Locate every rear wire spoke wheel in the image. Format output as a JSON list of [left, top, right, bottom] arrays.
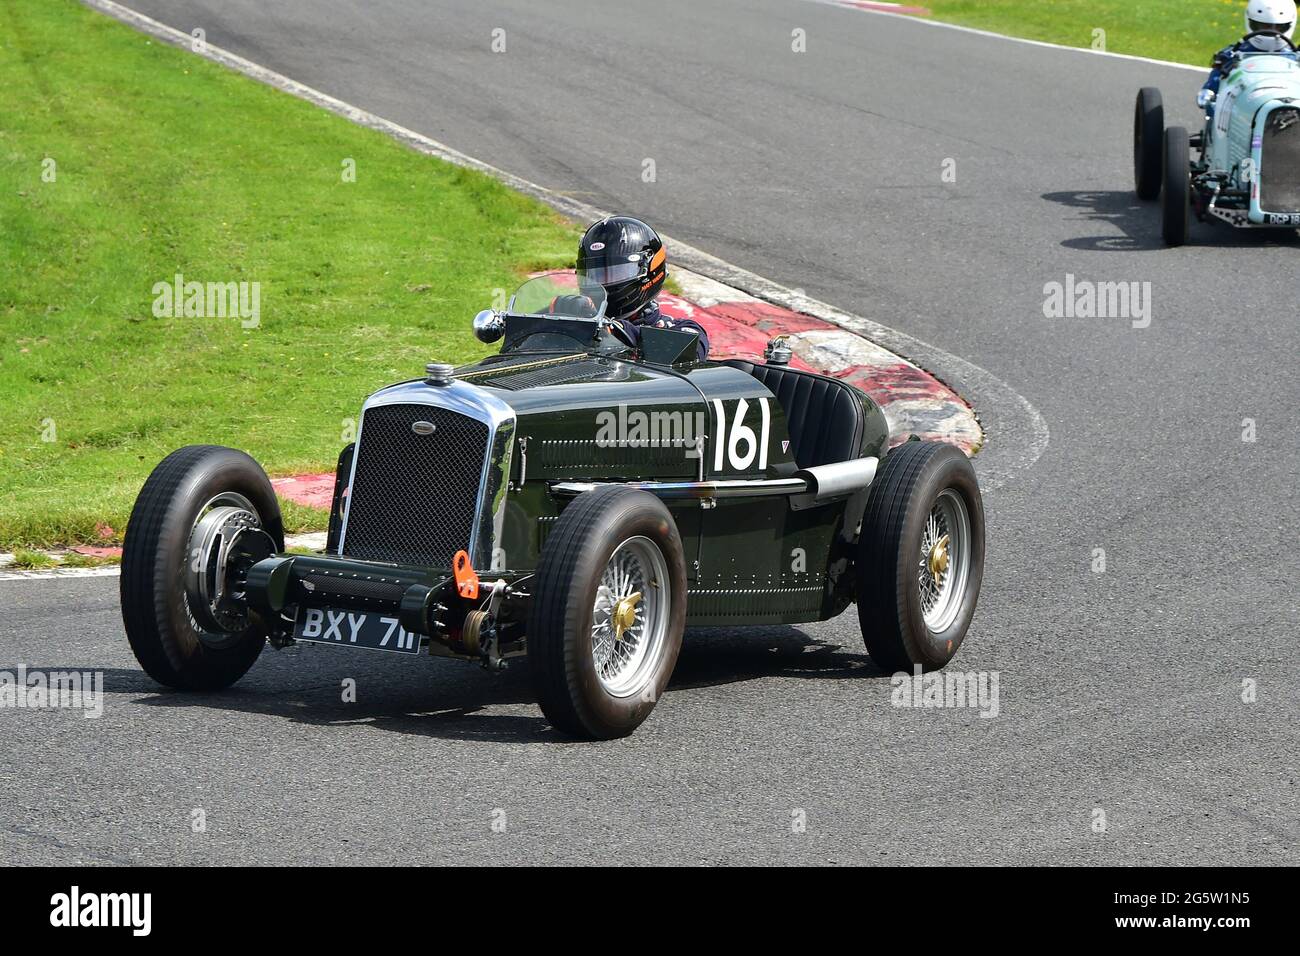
[[528, 487, 686, 739], [916, 489, 972, 634], [856, 441, 985, 673]]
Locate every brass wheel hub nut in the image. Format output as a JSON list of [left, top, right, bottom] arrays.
[[927, 534, 950, 580]]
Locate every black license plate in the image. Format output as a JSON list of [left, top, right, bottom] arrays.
[[294, 607, 421, 654]]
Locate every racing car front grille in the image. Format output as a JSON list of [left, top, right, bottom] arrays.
[[1260, 107, 1300, 212], [340, 403, 489, 568]]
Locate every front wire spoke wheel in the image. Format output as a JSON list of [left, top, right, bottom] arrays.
[[528, 486, 687, 738], [592, 585, 616, 669], [917, 489, 971, 633], [590, 536, 669, 698]]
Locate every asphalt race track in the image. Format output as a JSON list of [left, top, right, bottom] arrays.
[[3, 0, 1297, 865]]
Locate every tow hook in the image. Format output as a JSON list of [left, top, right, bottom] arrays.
[[462, 579, 508, 670]]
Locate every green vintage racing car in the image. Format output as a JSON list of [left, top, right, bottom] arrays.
[[120, 273, 985, 739]]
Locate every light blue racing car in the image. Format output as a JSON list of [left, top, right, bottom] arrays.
[[1135, 29, 1300, 245]]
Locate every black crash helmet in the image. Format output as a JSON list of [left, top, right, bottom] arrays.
[[576, 217, 667, 320]]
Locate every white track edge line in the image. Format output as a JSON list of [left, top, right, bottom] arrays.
[[0, 533, 327, 581], [800, 0, 1206, 74]]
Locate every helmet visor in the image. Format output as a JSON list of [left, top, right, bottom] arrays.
[[577, 255, 645, 286], [1249, 18, 1293, 34]]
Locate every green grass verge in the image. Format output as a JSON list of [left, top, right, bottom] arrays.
[[57, 550, 118, 568], [278, 499, 335, 537], [925, 1, 1237, 67], [0, 0, 579, 549], [8, 548, 57, 570]]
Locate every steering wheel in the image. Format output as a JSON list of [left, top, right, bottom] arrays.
[[603, 317, 638, 348], [1240, 29, 1299, 52], [548, 294, 599, 318], [544, 293, 638, 349], [545, 294, 638, 348]]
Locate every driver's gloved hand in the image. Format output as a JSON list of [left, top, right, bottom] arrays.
[[549, 294, 597, 317]]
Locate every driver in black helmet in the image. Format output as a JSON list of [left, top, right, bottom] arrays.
[[575, 217, 710, 362]]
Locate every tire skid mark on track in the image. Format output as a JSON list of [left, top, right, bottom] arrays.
[[81, 0, 1050, 492]]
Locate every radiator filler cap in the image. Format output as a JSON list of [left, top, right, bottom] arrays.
[[425, 362, 455, 386]]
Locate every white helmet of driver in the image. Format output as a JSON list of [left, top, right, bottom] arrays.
[[1245, 0, 1297, 51]]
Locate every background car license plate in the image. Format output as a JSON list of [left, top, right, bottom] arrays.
[[294, 607, 421, 654]]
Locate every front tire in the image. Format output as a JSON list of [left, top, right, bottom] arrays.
[[855, 441, 985, 673], [527, 486, 687, 739], [1134, 87, 1165, 200], [1162, 125, 1191, 246], [120, 445, 283, 690]]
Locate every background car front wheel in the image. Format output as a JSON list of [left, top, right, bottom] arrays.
[[527, 486, 686, 739], [855, 441, 985, 673], [1162, 125, 1191, 247], [1134, 87, 1165, 201], [120, 445, 283, 690]]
